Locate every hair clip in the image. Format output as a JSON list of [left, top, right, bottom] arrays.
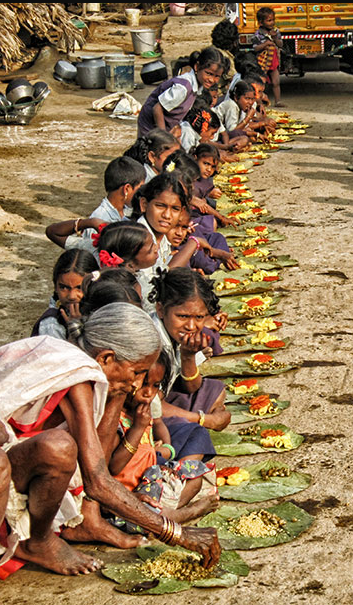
[[166, 161, 176, 173], [99, 250, 124, 268], [91, 270, 101, 282]]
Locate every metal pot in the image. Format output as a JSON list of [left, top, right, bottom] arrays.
[[140, 60, 167, 85], [54, 60, 77, 81], [76, 55, 106, 89], [33, 81, 50, 101], [6, 79, 34, 104]]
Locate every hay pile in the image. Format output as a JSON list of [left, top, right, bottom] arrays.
[[0, 3, 85, 72]]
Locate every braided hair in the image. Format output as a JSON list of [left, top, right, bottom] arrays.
[[124, 128, 179, 166]]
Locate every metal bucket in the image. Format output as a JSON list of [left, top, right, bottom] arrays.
[[130, 29, 156, 55], [105, 54, 135, 93]]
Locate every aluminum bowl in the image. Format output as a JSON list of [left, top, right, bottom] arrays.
[[54, 60, 77, 81], [6, 79, 34, 104], [33, 81, 50, 101]]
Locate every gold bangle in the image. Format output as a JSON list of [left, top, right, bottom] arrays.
[[198, 410, 205, 426], [158, 516, 169, 542], [180, 367, 200, 382], [168, 522, 182, 546], [122, 436, 138, 455]]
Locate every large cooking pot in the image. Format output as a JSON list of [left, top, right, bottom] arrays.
[[140, 60, 167, 85], [76, 55, 105, 89], [6, 79, 34, 104]]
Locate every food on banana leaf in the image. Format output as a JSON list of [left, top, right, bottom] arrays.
[[200, 351, 297, 378], [247, 353, 288, 371], [226, 397, 289, 423], [216, 467, 250, 487], [209, 422, 303, 456], [221, 317, 282, 336], [102, 546, 249, 593], [197, 502, 314, 550], [228, 508, 286, 537], [218, 335, 289, 355], [227, 377, 259, 394]]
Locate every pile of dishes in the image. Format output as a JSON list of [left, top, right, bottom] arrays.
[[0, 78, 50, 125]]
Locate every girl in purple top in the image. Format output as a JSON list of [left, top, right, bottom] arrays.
[[137, 46, 225, 137]]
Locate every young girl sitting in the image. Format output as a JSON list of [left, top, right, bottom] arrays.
[[31, 249, 98, 339], [167, 206, 239, 274], [131, 172, 188, 310], [180, 99, 221, 154], [96, 221, 159, 273], [193, 143, 222, 203], [137, 46, 225, 136], [110, 350, 218, 523], [213, 79, 255, 142], [149, 267, 231, 432], [124, 128, 180, 183]]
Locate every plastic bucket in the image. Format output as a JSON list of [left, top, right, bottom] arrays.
[[169, 3, 186, 16], [105, 54, 135, 93], [130, 29, 156, 55], [125, 8, 140, 27]]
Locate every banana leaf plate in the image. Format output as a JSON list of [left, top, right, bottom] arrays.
[[217, 460, 311, 502], [219, 335, 290, 355], [209, 423, 304, 456], [226, 398, 290, 423], [248, 255, 298, 269], [215, 280, 281, 298], [200, 353, 298, 377], [221, 318, 283, 336], [197, 502, 314, 550], [101, 545, 249, 593], [219, 294, 282, 320]]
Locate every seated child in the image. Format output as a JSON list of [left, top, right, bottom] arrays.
[[124, 128, 180, 183], [137, 46, 225, 136], [31, 249, 98, 339], [213, 80, 255, 141], [45, 156, 145, 252], [110, 351, 218, 523], [180, 99, 221, 154]]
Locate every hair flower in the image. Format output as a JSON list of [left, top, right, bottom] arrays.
[[166, 161, 176, 173], [91, 223, 108, 247], [99, 250, 124, 268]]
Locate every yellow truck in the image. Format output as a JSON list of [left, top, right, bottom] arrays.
[[237, 3, 353, 76]]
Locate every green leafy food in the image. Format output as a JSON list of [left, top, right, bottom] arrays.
[[197, 502, 314, 550], [226, 398, 289, 424], [102, 546, 249, 594], [218, 459, 311, 502], [209, 423, 304, 456]]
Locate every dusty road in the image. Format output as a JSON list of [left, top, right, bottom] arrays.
[[1, 14, 353, 605]]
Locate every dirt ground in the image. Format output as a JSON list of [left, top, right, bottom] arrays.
[[1, 13, 353, 605]]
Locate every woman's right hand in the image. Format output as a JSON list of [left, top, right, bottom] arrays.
[[177, 526, 221, 569]]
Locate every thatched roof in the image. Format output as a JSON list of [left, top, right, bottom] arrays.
[[0, 3, 85, 71]]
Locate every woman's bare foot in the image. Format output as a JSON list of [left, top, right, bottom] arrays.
[[16, 532, 103, 576], [162, 493, 219, 523], [61, 499, 145, 549]]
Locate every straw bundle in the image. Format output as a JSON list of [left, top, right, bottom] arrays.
[[0, 3, 85, 71]]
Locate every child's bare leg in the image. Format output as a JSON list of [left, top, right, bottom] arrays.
[[162, 477, 219, 522], [270, 69, 282, 106]]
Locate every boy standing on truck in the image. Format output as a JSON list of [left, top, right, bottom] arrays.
[[252, 6, 284, 107]]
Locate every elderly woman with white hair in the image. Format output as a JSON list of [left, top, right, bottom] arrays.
[[0, 302, 220, 578]]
